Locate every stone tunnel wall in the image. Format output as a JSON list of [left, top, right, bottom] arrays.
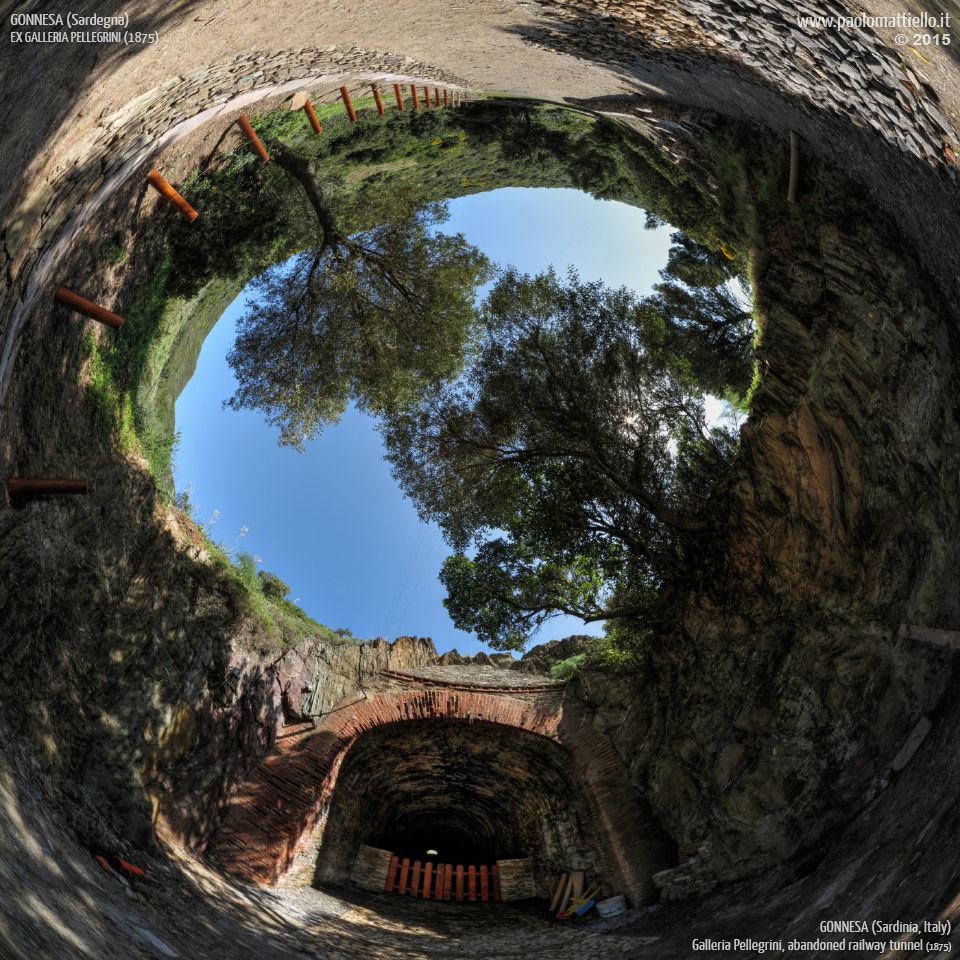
[[208, 677, 676, 905], [2, 0, 960, 914]]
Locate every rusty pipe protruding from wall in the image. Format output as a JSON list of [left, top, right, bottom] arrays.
[[8, 478, 89, 502], [411, 85, 420, 110], [303, 98, 322, 134], [146, 170, 198, 221], [787, 131, 800, 204], [393, 83, 404, 111], [372, 85, 385, 115], [340, 86, 358, 122], [54, 286, 124, 329], [238, 115, 270, 162]]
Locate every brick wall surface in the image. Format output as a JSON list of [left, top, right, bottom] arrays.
[[207, 674, 673, 904]]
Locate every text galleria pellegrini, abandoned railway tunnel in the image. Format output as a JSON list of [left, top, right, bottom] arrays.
[[4, 0, 960, 957]]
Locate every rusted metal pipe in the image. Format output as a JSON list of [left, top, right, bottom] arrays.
[[787, 131, 800, 204], [372, 85, 385, 115], [340, 86, 358, 122], [410, 85, 420, 110], [434, 88, 441, 107], [54, 286, 124, 329], [238, 115, 270, 162], [393, 83, 404, 111], [303, 98, 323, 134], [443, 90, 449, 107], [146, 170, 198, 221], [8, 478, 88, 502]]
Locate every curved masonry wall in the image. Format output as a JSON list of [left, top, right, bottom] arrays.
[[208, 676, 674, 905]]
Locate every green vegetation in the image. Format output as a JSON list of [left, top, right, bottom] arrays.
[[383, 268, 742, 650], [79, 93, 777, 660], [550, 653, 586, 680]]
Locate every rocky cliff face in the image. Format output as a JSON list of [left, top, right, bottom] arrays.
[[0, 453, 436, 852], [574, 162, 960, 888]]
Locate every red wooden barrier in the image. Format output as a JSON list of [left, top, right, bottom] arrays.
[[238, 115, 269, 162], [340, 86, 357, 123], [303, 98, 323, 134], [394, 83, 404, 110], [54, 286, 124, 329], [146, 170, 198, 221], [382, 859, 501, 903], [372, 85, 385, 115], [385, 855, 400, 892]]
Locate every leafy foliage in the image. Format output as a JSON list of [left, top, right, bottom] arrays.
[[224, 175, 493, 448], [383, 268, 740, 650], [258, 569, 291, 601], [550, 653, 587, 680]]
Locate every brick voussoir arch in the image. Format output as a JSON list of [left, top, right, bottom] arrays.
[[209, 682, 671, 903]]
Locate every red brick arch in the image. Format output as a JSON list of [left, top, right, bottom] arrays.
[[208, 679, 671, 904]]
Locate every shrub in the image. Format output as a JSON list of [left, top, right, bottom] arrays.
[[550, 653, 586, 681], [258, 569, 290, 601]]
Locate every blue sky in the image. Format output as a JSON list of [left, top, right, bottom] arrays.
[[174, 187, 675, 655]]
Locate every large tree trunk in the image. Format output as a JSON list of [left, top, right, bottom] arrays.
[[265, 139, 343, 251]]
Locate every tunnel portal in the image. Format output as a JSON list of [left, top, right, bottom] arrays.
[[314, 718, 606, 893], [209, 671, 675, 904]]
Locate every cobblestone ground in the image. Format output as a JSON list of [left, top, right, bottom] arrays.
[[258, 889, 660, 960]]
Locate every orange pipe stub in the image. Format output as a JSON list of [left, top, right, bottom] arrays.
[[393, 83, 405, 111], [238, 115, 270, 162], [410, 85, 420, 110], [8, 478, 89, 498], [340, 86, 357, 122], [54, 286, 124, 329], [146, 170, 198, 221], [372, 85, 385, 115], [303, 98, 322, 134]]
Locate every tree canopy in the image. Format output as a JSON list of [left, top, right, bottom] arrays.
[[381, 268, 741, 650], [223, 139, 493, 449]]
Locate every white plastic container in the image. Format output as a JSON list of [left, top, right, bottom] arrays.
[[596, 895, 626, 917]]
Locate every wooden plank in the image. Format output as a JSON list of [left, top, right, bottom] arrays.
[[572, 870, 584, 899], [456, 864, 465, 902], [492, 863, 501, 901], [558, 874, 574, 914], [480, 865, 489, 902], [549, 873, 567, 912], [434, 863, 445, 900], [398, 858, 410, 895], [444, 864, 453, 901], [468, 865, 477, 902], [899, 623, 960, 649], [411, 860, 421, 897], [422, 862, 433, 899], [385, 855, 400, 893]]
